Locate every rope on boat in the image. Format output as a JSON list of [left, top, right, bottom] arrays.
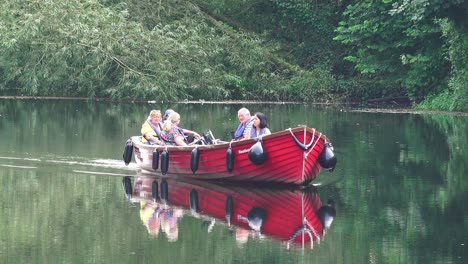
[[288, 127, 316, 150], [289, 127, 321, 182], [287, 191, 315, 250], [305, 132, 322, 159], [288, 226, 314, 250], [304, 218, 320, 244]]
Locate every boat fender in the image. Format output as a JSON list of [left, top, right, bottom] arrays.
[[122, 176, 132, 199], [122, 139, 133, 165], [161, 149, 169, 175], [318, 143, 337, 171], [152, 150, 159, 170], [160, 179, 168, 204], [190, 148, 200, 174], [318, 198, 336, 229], [151, 180, 159, 201], [225, 195, 234, 224], [247, 207, 267, 231], [189, 189, 199, 212], [248, 140, 267, 165], [226, 147, 234, 172]]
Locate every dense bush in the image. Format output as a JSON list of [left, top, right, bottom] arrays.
[[0, 0, 465, 111]]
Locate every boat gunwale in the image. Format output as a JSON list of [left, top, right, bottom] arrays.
[[131, 126, 330, 152]]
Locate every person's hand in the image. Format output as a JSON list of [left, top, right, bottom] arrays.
[[194, 132, 201, 139]]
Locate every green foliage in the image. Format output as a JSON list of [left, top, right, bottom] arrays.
[[0, 0, 341, 102], [335, 0, 467, 107], [0, 0, 465, 110]]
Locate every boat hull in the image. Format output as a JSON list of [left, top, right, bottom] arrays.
[[130, 126, 333, 185]]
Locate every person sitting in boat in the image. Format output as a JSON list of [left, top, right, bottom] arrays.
[[245, 112, 271, 139], [141, 110, 165, 145], [233, 107, 254, 140], [163, 109, 200, 143], [162, 109, 174, 124], [161, 112, 201, 146]]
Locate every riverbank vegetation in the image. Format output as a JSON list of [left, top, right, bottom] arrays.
[[0, 0, 466, 111]]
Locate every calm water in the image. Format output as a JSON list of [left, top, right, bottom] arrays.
[[0, 99, 467, 264]]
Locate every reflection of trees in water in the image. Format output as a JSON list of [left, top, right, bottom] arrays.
[[333, 112, 468, 263]]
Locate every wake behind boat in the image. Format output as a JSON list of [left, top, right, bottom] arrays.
[[123, 126, 337, 185]]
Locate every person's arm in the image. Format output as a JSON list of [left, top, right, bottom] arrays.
[[241, 119, 254, 140], [174, 136, 187, 146], [182, 128, 201, 139], [144, 132, 164, 145]]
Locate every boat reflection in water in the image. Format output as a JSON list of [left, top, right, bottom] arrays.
[[122, 175, 336, 250]]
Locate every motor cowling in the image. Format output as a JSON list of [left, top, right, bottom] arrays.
[[248, 140, 267, 165], [122, 139, 133, 165], [318, 142, 337, 171]]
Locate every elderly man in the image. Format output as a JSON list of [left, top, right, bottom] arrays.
[[233, 107, 254, 140]]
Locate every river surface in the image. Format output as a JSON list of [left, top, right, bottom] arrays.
[[0, 99, 466, 264]]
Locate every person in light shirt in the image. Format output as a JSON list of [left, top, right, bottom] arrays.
[[161, 112, 200, 146], [245, 112, 271, 139], [141, 110, 165, 145], [233, 107, 254, 140]]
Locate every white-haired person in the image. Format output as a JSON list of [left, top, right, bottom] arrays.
[[161, 112, 200, 146], [233, 107, 254, 140]]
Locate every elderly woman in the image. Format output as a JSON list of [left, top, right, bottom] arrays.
[[245, 112, 271, 139], [141, 110, 165, 145], [161, 112, 200, 146]]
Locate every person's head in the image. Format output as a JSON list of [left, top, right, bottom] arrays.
[[148, 110, 162, 125], [252, 112, 268, 129], [237, 108, 251, 124], [164, 109, 174, 120], [163, 112, 180, 131]]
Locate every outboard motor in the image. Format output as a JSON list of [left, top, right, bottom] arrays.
[[122, 139, 133, 165], [318, 142, 337, 171], [248, 140, 267, 165], [203, 133, 213, 145]]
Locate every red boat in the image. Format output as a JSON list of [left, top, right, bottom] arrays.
[[123, 126, 336, 185], [123, 175, 336, 249]]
